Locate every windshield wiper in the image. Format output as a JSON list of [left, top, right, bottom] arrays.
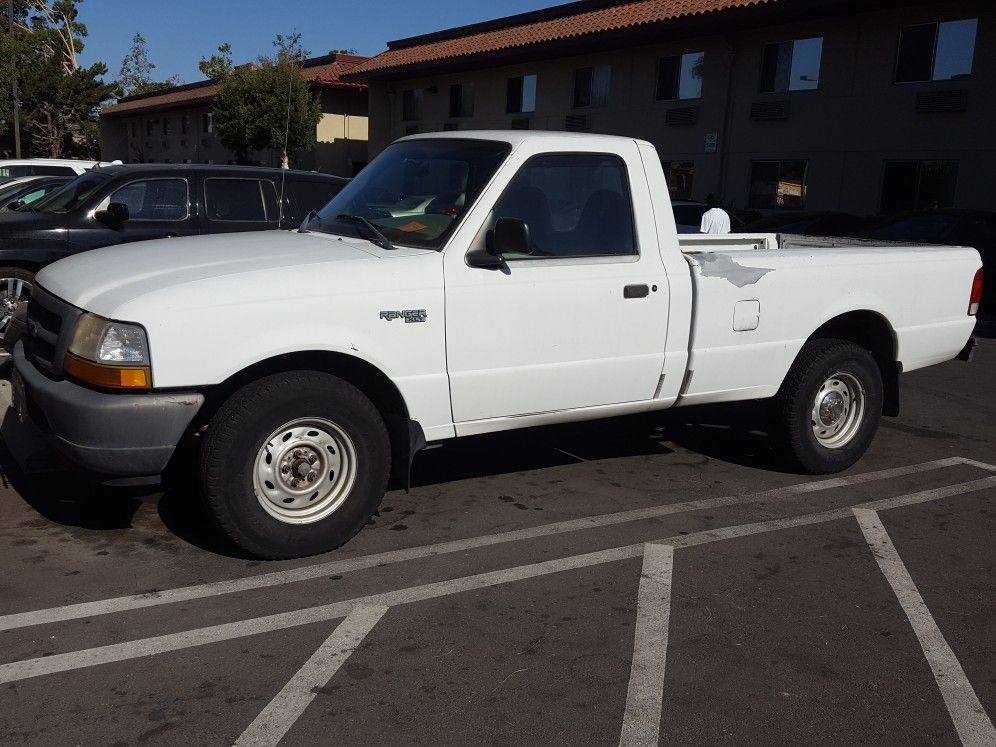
[[336, 214, 397, 251]]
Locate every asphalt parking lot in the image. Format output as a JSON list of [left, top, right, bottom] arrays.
[[0, 340, 994, 746]]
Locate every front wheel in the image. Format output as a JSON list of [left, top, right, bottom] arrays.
[[200, 371, 391, 559], [0, 267, 34, 348], [769, 339, 884, 474]]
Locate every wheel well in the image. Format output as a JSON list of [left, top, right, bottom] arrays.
[[807, 311, 901, 416], [0, 261, 41, 275], [199, 351, 419, 489]]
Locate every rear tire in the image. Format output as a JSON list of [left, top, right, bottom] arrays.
[[200, 371, 391, 559], [769, 339, 883, 474]]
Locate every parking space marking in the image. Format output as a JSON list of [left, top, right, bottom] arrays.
[[0, 457, 976, 633], [234, 604, 388, 747], [1, 475, 992, 686], [854, 509, 996, 746], [620, 543, 674, 747]]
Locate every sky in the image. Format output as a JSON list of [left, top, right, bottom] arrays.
[[78, 0, 563, 85]]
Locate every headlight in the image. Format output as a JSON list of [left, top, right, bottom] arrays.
[[65, 313, 151, 390]]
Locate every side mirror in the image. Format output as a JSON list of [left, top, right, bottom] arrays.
[[493, 217, 531, 257], [96, 201, 130, 227], [466, 217, 533, 270], [5, 201, 20, 211]]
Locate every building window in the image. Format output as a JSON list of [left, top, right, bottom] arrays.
[[662, 161, 695, 200], [760, 37, 823, 92], [880, 160, 957, 213], [449, 83, 474, 118], [146, 120, 154, 136], [895, 19, 977, 83], [130, 122, 137, 138], [506, 74, 537, 114], [749, 160, 808, 209], [162, 118, 170, 136], [181, 114, 189, 134], [402, 88, 423, 121], [573, 65, 611, 108], [203, 112, 214, 133], [656, 53, 704, 101]]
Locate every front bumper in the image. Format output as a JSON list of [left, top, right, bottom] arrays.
[[12, 341, 204, 477]]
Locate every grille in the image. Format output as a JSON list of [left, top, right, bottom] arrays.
[[564, 114, 590, 132], [750, 100, 790, 121], [916, 90, 967, 114], [665, 106, 699, 126], [25, 286, 82, 377]]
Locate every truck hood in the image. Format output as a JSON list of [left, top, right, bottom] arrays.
[[36, 230, 410, 317]]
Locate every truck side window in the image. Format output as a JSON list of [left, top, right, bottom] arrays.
[[493, 153, 636, 258], [111, 179, 188, 221], [205, 178, 274, 223]]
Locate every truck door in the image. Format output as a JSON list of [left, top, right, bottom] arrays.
[[443, 145, 669, 424], [78, 176, 199, 250]]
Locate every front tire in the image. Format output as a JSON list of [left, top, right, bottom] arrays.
[[769, 339, 884, 474], [200, 371, 390, 559], [0, 267, 34, 349]]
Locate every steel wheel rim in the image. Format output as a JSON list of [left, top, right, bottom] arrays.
[[811, 372, 864, 449], [0, 276, 31, 343], [252, 417, 358, 525]]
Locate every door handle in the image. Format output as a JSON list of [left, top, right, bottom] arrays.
[[623, 284, 650, 299]]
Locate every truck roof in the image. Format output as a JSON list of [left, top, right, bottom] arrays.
[[399, 129, 651, 150]]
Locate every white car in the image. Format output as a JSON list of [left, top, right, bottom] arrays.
[[0, 158, 118, 180], [12, 131, 982, 558]]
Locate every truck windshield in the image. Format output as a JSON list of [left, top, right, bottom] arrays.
[[311, 139, 510, 250], [31, 172, 109, 213]]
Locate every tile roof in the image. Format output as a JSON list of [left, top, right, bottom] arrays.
[[345, 0, 778, 77], [102, 54, 368, 117]]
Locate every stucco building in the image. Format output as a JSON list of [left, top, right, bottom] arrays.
[[100, 54, 369, 177], [344, 0, 994, 215]]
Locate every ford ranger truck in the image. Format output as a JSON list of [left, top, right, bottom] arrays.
[[12, 132, 983, 559]]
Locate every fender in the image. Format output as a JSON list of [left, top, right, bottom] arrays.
[[0, 247, 70, 268]]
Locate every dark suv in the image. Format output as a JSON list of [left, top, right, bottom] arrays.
[[0, 164, 347, 344]]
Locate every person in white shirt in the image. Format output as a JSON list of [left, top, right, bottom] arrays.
[[700, 194, 732, 234]]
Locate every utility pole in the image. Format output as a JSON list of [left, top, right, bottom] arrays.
[[7, 0, 21, 157]]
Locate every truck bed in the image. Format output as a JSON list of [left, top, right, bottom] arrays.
[[674, 235, 978, 407]]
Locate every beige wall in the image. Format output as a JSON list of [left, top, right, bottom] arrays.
[[366, 0, 995, 215], [100, 87, 369, 177]]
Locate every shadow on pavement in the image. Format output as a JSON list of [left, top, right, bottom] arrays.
[[2, 397, 782, 556]]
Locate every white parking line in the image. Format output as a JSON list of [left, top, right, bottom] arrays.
[[854, 509, 996, 746], [619, 544, 674, 747], [234, 604, 388, 747], [0, 457, 974, 633], [1, 476, 992, 686]]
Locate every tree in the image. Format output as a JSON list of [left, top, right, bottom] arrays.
[[3, 1, 115, 157], [272, 32, 308, 65], [118, 33, 177, 96], [329, 48, 357, 55], [213, 34, 321, 168], [198, 42, 232, 81]]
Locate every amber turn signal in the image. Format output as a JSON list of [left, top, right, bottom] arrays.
[[64, 353, 151, 390]]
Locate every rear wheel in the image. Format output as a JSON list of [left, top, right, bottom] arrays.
[[0, 267, 34, 348], [200, 371, 391, 559], [769, 339, 883, 474]]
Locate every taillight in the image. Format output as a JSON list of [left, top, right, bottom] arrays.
[[968, 268, 983, 316]]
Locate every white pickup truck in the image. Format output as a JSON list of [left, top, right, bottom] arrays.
[[12, 132, 983, 558]]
